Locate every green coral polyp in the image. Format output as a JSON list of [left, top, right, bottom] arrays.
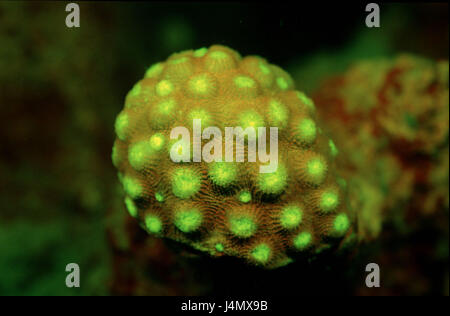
[[234, 75, 258, 97], [332, 214, 350, 236], [295, 118, 317, 145], [124, 196, 138, 218], [189, 108, 212, 127], [251, 243, 272, 264], [114, 112, 129, 141], [145, 214, 163, 234], [156, 98, 177, 116], [171, 167, 202, 199], [319, 190, 340, 213], [111, 143, 121, 167], [296, 91, 316, 113], [305, 157, 327, 185], [169, 56, 189, 65], [193, 47, 208, 58], [268, 99, 289, 128], [215, 243, 225, 252], [229, 214, 257, 238], [155, 191, 165, 202], [329, 139, 339, 157], [150, 99, 177, 128], [128, 83, 141, 98], [155, 79, 174, 96], [187, 73, 216, 97], [257, 164, 288, 195], [208, 162, 237, 186], [293, 232, 312, 250], [174, 208, 203, 233], [122, 176, 143, 199], [145, 62, 164, 78], [234, 75, 256, 88], [238, 190, 252, 203], [239, 110, 265, 129], [128, 140, 154, 171], [209, 51, 228, 59], [276, 77, 289, 90], [205, 51, 235, 72], [280, 205, 303, 229], [259, 62, 271, 75], [149, 133, 165, 151]]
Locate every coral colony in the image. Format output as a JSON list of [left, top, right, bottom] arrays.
[[112, 45, 359, 268]]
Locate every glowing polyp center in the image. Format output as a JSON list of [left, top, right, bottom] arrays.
[[329, 139, 339, 157], [276, 77, 288, 90], [229, 215, 256, 238], [122, 176, 142, 199], [128, 141, 154, 170], [294, 232, 312, 250], [215, 243, 225, 252], [169, 56, 189, 65], [150, 133, 165, 151], [320, 191, 339, 212], [115, 112, 129, 141], [296, 91, 315, 112], [145, 63, 163, 78], [209, 162, 237, 186], [333, 214, 349, 235], [234, 76, 255, 88], [172, 168, 201, 199], [251, 243, 271, 263], [175, 208, 203, 233], [297, 118, 316, 141], [209, 51, 228, 59], [189, 109, 211, 126], [156, 80, 174, 96], [258, 165, 287, 194], [307, 158, 325, 176], [155, 192, 165, 202], [193, 47, 208, 57], [124, 197, 138, 217], [239, 110, 264, 129], [190, 75, 210, 94], [129, 83, 141, 97], [145, 215, 162, 233], [269, 100, 288, 126], [259, 62, 270, 74], [158, 99, 176, 115], [280, 205, 302, 229], [239, 191, 252, 203]]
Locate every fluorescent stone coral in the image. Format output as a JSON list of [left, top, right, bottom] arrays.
[[112, 45, 356, 268]]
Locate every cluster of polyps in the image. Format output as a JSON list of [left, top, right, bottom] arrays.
[[112, 45, 356, 268]]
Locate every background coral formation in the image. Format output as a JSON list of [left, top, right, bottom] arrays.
[[313, 54, 448, 230]]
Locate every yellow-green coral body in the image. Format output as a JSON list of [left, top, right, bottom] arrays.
[[112, 45, 356, 269]]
